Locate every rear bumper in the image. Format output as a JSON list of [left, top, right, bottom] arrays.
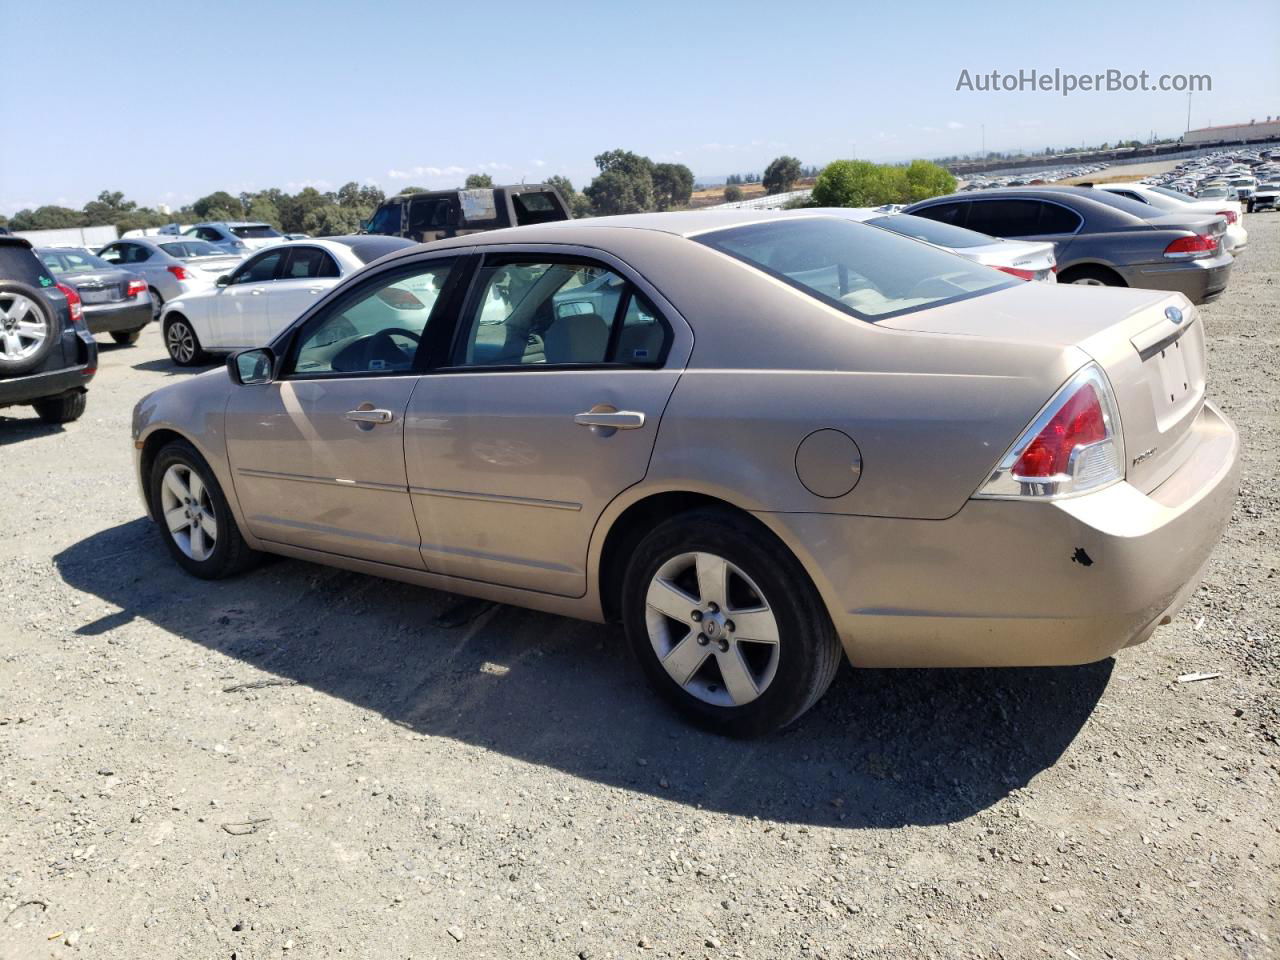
[[0, 360, 96, 407], [84, 298, 152, 334], [1118, 253, 1233, 305], [757, 401, 1239, 668]]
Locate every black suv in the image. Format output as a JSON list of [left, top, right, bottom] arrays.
[[363, 184, 570, 243], [0, 236, 97, 423]]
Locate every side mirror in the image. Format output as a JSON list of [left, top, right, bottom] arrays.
[[227, 348, 274, 385], [216, 274, 232, 286]]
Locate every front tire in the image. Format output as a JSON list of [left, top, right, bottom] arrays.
[[32, 391, 86, 424], [622, 508, 841, 737], [150, 440, 258, 579], [163, 314, 207, 366]]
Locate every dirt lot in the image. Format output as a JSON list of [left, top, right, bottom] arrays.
[[1, 216, 1277, 960]]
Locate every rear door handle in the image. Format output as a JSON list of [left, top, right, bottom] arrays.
[[574, 410, 645, 430], [345, 408, 394, 424]]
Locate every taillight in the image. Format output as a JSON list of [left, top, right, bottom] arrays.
[[1216, 209, 1238, 225], [1163, 234, 1218, 259], [56, 282, 86, 330], [975, 363, 1125, 500], [995, 265, 1037, 281], [126, 279, 147, 298], [376, 287, 425, 310], [167, 265, 191, 280]]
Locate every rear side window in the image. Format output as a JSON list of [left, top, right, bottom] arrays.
[[0, 245, 56, 288], [512, 191, 566, 225], [159, 240, 222, 258], [231, 224, 282, 239], [453, 259, 670, 367], [964, 200, 1044, 237], [697, 218, 1016, 321], [1035, 202, 1083, 234], [284, 247, 340, 279], [365, 203, 403, 235], [867, 214, 990, 249], [912, 201, 967, 226]]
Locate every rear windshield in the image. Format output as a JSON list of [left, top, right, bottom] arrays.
[[512, 190, 567, 225], [0, 244, 56, 288], [38, 248, 113, 274], [230, 224, 282, 239], [1150, 185, 1196, 202], [867, 213, 991, 248], [159, 240, 223, 258], [696, 217, 1017, 321]]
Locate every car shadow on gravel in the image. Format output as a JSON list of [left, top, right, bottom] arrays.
[[57, 518, 1112, 829], [130, 358, 219, 375], [0, 416, 68, 446]]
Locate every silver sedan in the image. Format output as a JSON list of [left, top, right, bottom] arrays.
[[132, 212, 1239, 736]]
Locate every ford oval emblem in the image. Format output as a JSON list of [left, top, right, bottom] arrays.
[[1165, 306, 1184, 325]]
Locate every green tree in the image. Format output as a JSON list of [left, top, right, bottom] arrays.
[[278, 187, 331, 234], [192, 191, 243, 220], [763, 155, 802, 194], [585, 149, 657, 215], [544, 174, 575, 198], [811, 160, 901, 207], [901, 160, 956, 203], [82, 191, 136, 226], [9, 206, 85, 230], [246, 196, 282, 229], [464, 173, 494, 189], [398, 185, 428, 195], [302, 205, 363, 237], [652, 163, 694, 210], [722, 184, 745, 203]]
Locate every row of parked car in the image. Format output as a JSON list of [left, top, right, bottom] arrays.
[[1137, 148, 1280, 212]]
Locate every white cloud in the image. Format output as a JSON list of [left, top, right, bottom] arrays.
[[533, 159, 547, 167], [285, 179, 333, 192], [947, 120, 965, 130], [387, 164, 467, 180]]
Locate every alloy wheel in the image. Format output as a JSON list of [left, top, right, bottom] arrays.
[[1071, 277, 1107, 286], [166, 320, 196, 363], [0, 292, 49, 361], [159, 463, 217, 561], [644, 551, 781, 707]]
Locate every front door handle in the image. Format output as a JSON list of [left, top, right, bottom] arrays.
[[345, 408, 394, 424], [574, 410, 645, 431]]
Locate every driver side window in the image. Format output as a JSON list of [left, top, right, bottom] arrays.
[[231, 250, 284, 284], [288, 260, 453, 377]]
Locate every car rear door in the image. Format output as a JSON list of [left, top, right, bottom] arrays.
[[403, 248, 693, 597]]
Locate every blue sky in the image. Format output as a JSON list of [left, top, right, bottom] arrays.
[[2, 0, 1278, 214]]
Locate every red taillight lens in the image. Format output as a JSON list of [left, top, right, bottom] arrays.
[[995, 265, 1037, 281], [1216, 209, 1238, 225], [56, 282, 84, 327], [167, 265, 191, 280], [376, 287, 425, 310], [126, 279, 147, 298], [1012, 383, 1107, 478], [1163, 234, 1218, 258]]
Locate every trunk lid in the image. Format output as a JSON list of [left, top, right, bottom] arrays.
[[63, 269, 131, 304], [184, 254, 243, 277], [880, 281, 1206, 494]]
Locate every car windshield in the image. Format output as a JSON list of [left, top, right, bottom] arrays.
[[1198, 188, 1229, 198], [230, 224, 282, 239], [159, 240, 224, 258], [866, 213, 992, 249], [1150, 185, 1197, 202], [38, 248, 113, 274], [696, 217, 1017, 321]]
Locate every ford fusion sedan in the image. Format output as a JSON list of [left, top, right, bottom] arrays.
[[97, 237, 244, 321], [904, 187, 1233, 304], [814, 208, 1057, 281], [159, 236, 414, 365], [132, 212, 1239, 736]]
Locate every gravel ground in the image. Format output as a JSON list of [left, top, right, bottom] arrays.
[[1, 217, 1276, 960]]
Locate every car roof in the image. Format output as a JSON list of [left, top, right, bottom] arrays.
[[190, 221, 270, 229]]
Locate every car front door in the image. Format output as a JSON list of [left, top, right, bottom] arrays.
[[211, 248, 286, 348], [404, 250, 692, 597], [223, 255, 461, 567]]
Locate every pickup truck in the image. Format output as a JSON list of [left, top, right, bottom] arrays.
[[362, 184, 571, 244]]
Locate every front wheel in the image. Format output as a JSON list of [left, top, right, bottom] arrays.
[[150, 440, 259, 579], [622, 508, 842, 737], [164, 314, 207, 366]]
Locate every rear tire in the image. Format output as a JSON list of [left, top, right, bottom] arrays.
[[149, 288, 164, 322], [32, 391, 86, 424], [149, 439, 259, 579], [621, 507, 842, 737], [164, 314, 207, 366], [110, 327, 143, 345], [1060, 265, 1125, 288]]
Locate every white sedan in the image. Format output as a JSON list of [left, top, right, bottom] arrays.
[[159, 236, 414, 365], [1095, 183, 1248, 254]]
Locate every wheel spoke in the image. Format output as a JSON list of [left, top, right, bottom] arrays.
[[728, 608, 779, 645], [662, 632, 710, 687], [198, 510, 217, 539], [16, 320, 45, 340], [646, 577, 698, 625], [9, 298, 30, 323], [2, 331, 21, 357], [695, 553, 728, 608], [163, 469, 189, 503], [187, 470, 206, 505], [189, 523, 207, 560], [718, 646, 760, 705], [164, 506, 189, 533]]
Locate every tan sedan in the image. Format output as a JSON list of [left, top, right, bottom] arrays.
[[132, 212, 1239, 736]]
